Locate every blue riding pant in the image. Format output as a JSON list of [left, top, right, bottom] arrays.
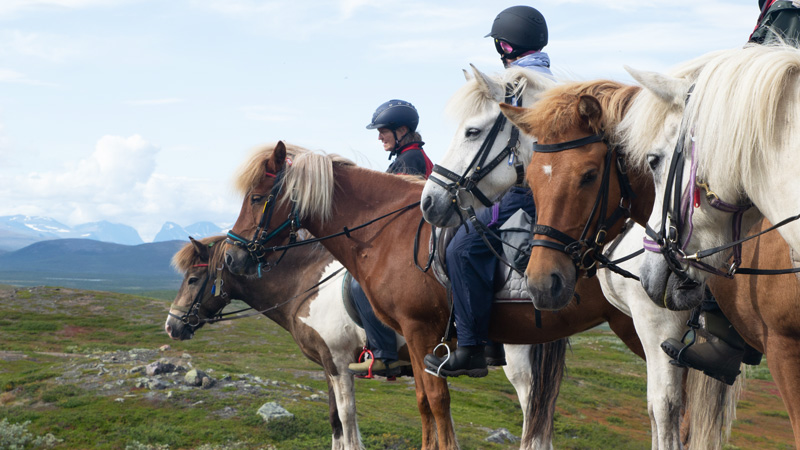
[[446, 186, 536, 347], [350, 278, 398, 361]]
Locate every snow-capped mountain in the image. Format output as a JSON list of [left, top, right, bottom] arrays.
[[152, 221, 226, 243], [73, 221, 143, 246], [0, 215, 72, 239]]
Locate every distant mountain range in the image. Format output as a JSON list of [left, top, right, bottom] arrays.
[[0, 215, 227, 251], [0, 238, 188, 294]]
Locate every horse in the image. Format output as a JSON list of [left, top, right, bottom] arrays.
[[223, 141, 646, 450], [615, 47, 800, 447], [165, 234, 578, 450], [417, 66, 736, 449]]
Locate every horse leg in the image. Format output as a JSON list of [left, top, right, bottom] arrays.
[[406, 334, 456, 450], [765, 336, 800, 448], [503, 344, 552, 450], [326, 371, 363, 450]]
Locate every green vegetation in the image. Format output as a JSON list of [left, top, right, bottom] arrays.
[[0, 286, 791, 449]]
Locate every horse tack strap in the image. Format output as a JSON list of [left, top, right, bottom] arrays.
[[532, 134, 604, 153]]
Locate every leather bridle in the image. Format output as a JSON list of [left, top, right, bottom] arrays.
[[529, 134, 638, 279]]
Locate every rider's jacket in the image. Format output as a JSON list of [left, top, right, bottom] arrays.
[[387, 142, 433, 179]]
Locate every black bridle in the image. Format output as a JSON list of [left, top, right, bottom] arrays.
[[529, 134, 639, 279], [225, 165, 301, 277], [429, 86, 526, 215], [168, 262, 234, 328]]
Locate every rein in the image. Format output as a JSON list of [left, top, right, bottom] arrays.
[[429, 85, 526, 216], [529, 134, 639, 280]]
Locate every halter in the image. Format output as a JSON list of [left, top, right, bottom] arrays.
[[225, 163, 301, 276], [529, 134, 637, 279], [429, 85, 526, 215]]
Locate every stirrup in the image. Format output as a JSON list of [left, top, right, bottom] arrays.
[[424, 343, 452, 379], [668, 327, 697, 368], [355, 347, 376, 379]]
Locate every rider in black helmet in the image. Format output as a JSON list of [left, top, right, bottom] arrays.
[[365, 99, 432, 177], [348, 100, 432, 379]]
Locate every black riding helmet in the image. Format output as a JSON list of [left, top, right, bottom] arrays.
[[486, 5, 548, 59], [366, 99, 419, 132]]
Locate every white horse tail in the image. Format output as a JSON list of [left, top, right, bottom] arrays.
[[684, 363, 745, 449]]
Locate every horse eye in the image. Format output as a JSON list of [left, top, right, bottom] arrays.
[[647, 155, 661, 172], [188, 277, 199, 285], [250, 194, 264, 203], [580, 169, 598, 187], [465, 128, 481, 138]]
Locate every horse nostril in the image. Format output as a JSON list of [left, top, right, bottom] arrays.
[[225, 253, 233, 267], [550, 274, 563, 299], [422, 196, 432, 211]]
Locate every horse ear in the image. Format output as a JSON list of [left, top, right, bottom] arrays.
[[499, 103, 536, 137], [189, 236, 210, 262], [577, 95, 603, 133], [463, 68, 472, 81], [470, 63, 504, 102], [625, 65, 690, 107], [266, 141, 288, 173]]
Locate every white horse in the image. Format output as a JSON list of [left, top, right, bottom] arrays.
[[422, 66, 738, 449], [165, 235, 561, 450], [619, 44, 800, 308]]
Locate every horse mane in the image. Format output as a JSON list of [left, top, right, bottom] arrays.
[[233, 142, 356, 225], [686, 43, 800, 196], [445, 66, 557, 122], [515, 79, 642, 145], [619, 49, 729, 171], [172, 235, 227, 273]]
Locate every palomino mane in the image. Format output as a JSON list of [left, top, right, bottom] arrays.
[[445, 66, 557, 123], [233, 142, 355, 225], [172, 235, 227, 273], [517, 80, 642, 145], [685, 43, 800, 196]]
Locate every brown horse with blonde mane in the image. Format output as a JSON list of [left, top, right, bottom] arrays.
[[223, 141, 645, 449], [501, 78, 797, 447]]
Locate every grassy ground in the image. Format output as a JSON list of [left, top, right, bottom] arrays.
[[0, 285, 792, 449]]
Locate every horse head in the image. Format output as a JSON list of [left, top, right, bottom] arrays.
[[500, 80, 640, 310], [165, 236, 230, 340], [420, 64, 556, 228]]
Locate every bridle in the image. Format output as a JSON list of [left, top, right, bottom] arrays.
[[225, 162, 301, 277], [529, 134, 638, 279], [168, 263, 231, 328], [428, 85, 526, 216]]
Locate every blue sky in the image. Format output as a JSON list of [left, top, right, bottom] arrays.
[[0, 0, 756, 241]]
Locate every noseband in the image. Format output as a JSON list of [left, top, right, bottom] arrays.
[[529, 134, 636, 278], [429, 86, 526, 215], [226, 164, 301, 276]]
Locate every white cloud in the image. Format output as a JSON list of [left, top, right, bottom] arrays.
[[0, 30, 83, 62], [0, 68, 54, 86], [124, 98, 185, 106]]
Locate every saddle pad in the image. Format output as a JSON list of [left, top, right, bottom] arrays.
[[340, 271, 363, 328]]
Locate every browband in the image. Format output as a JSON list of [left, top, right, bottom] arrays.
[[533, 134, 603, 153]]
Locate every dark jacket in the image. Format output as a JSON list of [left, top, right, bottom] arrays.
[[387, 142, 433, 178]]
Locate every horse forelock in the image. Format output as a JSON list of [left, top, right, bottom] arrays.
[[172, 235, 227, 273], [233, 142, 355, 226], [446, 67, 557, 123], [687, 44, 800, 197]]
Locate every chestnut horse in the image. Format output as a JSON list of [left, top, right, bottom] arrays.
[[165, 234, 576, 450], [498, 80, 762, 448], [614, 55, 800, 447], [224, 141, 644, 450]]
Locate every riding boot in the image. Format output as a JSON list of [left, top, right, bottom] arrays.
[[484, 341, 507, 366], [348, 358, 411, 378], [661, 308, 745, 385], [424, 345, 488, 378]]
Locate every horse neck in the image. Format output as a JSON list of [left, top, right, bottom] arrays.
[[304, 165, 427, 277], [222, 241, 336, 330]]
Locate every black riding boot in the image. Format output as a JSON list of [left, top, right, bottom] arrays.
[[424, 345, 488, 378], [661, 308, 747, 385], [484, 341, 506, 366]]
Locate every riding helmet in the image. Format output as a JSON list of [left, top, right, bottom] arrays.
[[366, 99, 419, 132], [486, 5, 548, 56]]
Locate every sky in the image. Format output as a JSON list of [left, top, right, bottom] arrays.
[[0, 0, 757, 241]]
